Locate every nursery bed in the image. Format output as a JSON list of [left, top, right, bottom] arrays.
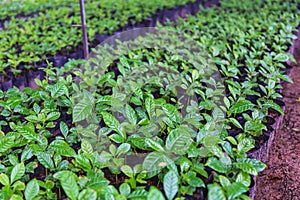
[[253, 29, 300, 200], [0, 0, 219, 90], [0, 0, 299, 199]]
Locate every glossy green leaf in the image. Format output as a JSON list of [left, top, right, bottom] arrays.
[[165, 129, 192, 155], [234, 158, 266, 176], [125, 104, 137, 125], [208, 183, 226, 200], [0, 136, 15, 153], [37, 152, 54, 170], [225, 182, 248, 200], [25, 179, 39, 200], [0, 173, 9, 186], [229, 100, 254, 114], [163, 170, 179, 200], [10, 163, 25, 184], [147, 186, 165, 200], [54, 170, 79, 200], [205, 157, 227, 173], [60, 121, 69, 138]]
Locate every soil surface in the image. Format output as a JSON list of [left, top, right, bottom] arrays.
[[254, 33, 300, 200]]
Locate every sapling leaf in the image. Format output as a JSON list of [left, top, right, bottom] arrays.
[[234, 158, 266, 176], [125, 104, 137, 125], [16, 126, 40, 143], [46, 111, 61, 121], [163, 170, 179, 200], [225, 182, 248, 200], [208, 183, 226, 200], [121, 165, 134, 178], [229, 100, 255, 114], [54, 170, 79, 200], [145, 138, 165, 151], [147, 186, 165, 200], [25, 179, 39, 200], [48, 140, 76, 157], [103, 112, 126, 139], [0, 136, 15, 153], [263, 100, 284, 115], [10, 163, 25, 184], [205, 157, 227, 173], [119, 182, 131, 197], [165, 128, 192, 155], [0, 173, 10, 186], [60, 121, 69, 138], [145, 97, 155, 119], [73, 94, 94, 123], [37, 152, 55, 170], [78, 188, 97, 200]]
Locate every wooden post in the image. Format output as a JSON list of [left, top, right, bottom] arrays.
[[79, 0, 89, 59]]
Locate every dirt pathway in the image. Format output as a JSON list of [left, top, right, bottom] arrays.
[[255, 35, 300, 199]]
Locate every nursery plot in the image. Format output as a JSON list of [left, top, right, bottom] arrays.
[[0, 0, 300, 199], [0, 0, 198, 75], [254, 30, 300, 200]]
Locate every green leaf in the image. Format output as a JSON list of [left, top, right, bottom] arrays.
[[145, 138, 165, 151], [143, 152, 166, 172], [10, 163, 25, 184], [205, 157, 227, 173], [147, 186, 165, 200], [37, 152, 54, 170], [116, 143, 131, 156], [0, 173, 10, 186], [119, 182, 131, 197], [263, 100, 284, 115], [229, 118, 243, 129], [237, 138, 255, 154], [25, 115, 39, 123], [236, 172, 251, 187], [78, 188, 97, 200], [109, 133, 125, 143], [81, 139, 93, 156], [121, 165, 134, 178], [16, 126, 40, 142], [125, 104, 137, 125], [234, 158, 266, 176], [274, 53, 289, 62], [48, 83, 67, 98], [128, 189, 148, 199], [46, 112, 61, 121], [48, 140, 76, 157], [208, 183, 226, 200], [162, 104, 181, 124], [73, 96, 94, 123], [12, 180, 25, 191], [33, 103, 40, 114], [54, 171, 79, 200], [225, 182, 248, 200], [163, 170, 179, 200], [165, 129, 192, 155], [229, 100, 254, 114], [103, 112, 125, 139], [21, 149, 33, 162], [219, 175, 231, 187], [0, 136, 15, 153], [145, 97, 155, 119], [25, 179, 39, 200], [60, 121, 69, 138]]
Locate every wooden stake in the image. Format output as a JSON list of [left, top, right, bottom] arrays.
[[79, 0, 89, 59]]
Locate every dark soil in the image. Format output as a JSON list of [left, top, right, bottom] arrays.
[[254, 31, 300, 200]]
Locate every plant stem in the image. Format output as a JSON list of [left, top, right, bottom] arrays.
[[79, 0, 89, 59]]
